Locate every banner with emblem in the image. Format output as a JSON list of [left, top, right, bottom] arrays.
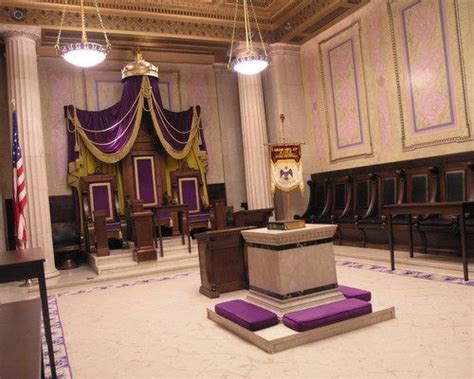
[[270, 144, 304, 193]]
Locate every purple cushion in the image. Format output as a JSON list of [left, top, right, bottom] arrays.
[[283, 298, 372, 332], [215, 300, 279, 331], [338, 285, 372, 301], [156, 211, 171, 220], [189, 213, 210, 224], [106, 222, 121, 232]]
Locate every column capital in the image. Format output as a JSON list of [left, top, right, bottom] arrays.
[[268, 43, 300, 57], [0, 24, 41, 44]]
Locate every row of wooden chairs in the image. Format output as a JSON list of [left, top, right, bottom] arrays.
[[299, 155, 474, 254]]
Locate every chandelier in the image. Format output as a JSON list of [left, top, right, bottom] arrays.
[[55, 0, 111, 68], [228, 0, 270, 75]]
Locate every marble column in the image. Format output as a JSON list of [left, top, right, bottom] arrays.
[[213, 63, 247, 211], [237, 72, 273, 210], [1, 25, 59, 278], [262, 43, 309, 220]]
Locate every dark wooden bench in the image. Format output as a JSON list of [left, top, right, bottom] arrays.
[[299, 152, 474, 258]]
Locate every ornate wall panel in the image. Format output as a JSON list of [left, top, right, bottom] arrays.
[[389, 0, 470, 150], [319, 21, 373, 162], [366, 10, 393, 147]]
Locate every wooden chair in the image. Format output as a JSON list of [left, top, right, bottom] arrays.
[[170, 166, 212, 232], [81, 174, 127, 254], [354, 173, 378, 247], [300, 178, 332, 223], [122, 151, 174, 234], [231, 208, 273, 228]]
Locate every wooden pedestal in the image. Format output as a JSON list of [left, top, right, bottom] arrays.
[[94, 210, 110, 257], [131, 210, 157, 262], [196, 227, 254, 298]]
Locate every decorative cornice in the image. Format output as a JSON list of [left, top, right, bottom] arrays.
[[0, 2, 369, 51], [268, 43, 301, 57]]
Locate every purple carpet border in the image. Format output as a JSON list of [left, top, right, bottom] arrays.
[[42, 295, 72, 379], [335, 260, 474, 286], [57, 271, 198, 298]]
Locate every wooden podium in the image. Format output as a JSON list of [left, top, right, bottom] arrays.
[[131, 210, 157, 262], [196, 227, 254, 298]]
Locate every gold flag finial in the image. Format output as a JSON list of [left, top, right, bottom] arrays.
[[279, 113, 286, 144], [11, 98, 16, 110]]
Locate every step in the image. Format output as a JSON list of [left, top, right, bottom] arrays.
[[91, 247, 199, 275], [102, 256, 199, 276]]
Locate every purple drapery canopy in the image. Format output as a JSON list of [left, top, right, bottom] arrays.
[[66, 75, 203, 165], [68, 76, 143, 155], [148, 77, 199, 152]]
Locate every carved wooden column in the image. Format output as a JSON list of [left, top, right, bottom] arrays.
[[237, 73, 273, 210], [1, 25, 59, 278]]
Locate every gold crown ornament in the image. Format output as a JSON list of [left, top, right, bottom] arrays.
[[121, 49, 159, 79]]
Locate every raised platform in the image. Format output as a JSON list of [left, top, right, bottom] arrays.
[[88, 237, 198, 275], [207, 306, 395, 353]]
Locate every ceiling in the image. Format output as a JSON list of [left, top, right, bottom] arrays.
[[1, 0, 369, 61]]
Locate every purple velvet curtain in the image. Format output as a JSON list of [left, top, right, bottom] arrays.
[[148, 77, 197, 151], [66, 75, 205, 164], [67, 76, 143, 155]]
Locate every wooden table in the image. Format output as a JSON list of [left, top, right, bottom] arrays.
[[0, 299, 42, 378], [151, 204, 191, 257], [382, 201, 474, 281], [0, 248, 57, 378]]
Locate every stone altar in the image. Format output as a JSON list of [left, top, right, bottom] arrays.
[[241, 224, 345, 315]]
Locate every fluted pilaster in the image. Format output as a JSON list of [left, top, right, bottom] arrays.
[[237, 73, 273, 210], [1, 25, 59, 278]]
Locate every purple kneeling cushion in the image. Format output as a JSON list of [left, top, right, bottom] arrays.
[[338, 284, 372, 301], [215, 299, 279, 331], [283, 298, 372, 332]]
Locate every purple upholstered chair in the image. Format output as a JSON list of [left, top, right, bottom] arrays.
[[81, 174, 128, 253], [129, 154, 173, 230], [170, 166, 212, 232]]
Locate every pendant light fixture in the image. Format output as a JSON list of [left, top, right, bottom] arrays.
[[228, 0, 270, 75], [55, 0, 111, 68]]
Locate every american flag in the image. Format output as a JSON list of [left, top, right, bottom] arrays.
[[11, 109, 28, 249]]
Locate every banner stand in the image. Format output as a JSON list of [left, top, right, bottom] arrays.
[[266, 114, 305, 220]]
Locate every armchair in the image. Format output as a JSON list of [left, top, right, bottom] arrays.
[[81, 174, 127, 254], [170, 166, 212, 232]]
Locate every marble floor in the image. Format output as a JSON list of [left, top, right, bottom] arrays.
[[1, 245, 473, 378]]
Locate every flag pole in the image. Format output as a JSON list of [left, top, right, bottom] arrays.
[[279, 114, 291, 220]]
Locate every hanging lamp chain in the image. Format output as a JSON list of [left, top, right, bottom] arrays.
[[94, 0, 111, 49], [227, 0, 239, 68], [243, 0, 252, 52], [249, 0, 267, 57], [54, 0, 68, 52], [80, 0, 87, 44]]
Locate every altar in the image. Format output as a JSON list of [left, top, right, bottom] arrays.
[[207, 224, 396, 353], [242, 224, 345, 316]]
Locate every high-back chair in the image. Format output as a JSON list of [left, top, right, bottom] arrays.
[[170, 166, 211, 232], [81, 174, 127, 253]]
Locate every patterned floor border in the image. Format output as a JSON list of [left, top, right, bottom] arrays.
[[335, 260, 474, 286], [41, 262, 473, 377]]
